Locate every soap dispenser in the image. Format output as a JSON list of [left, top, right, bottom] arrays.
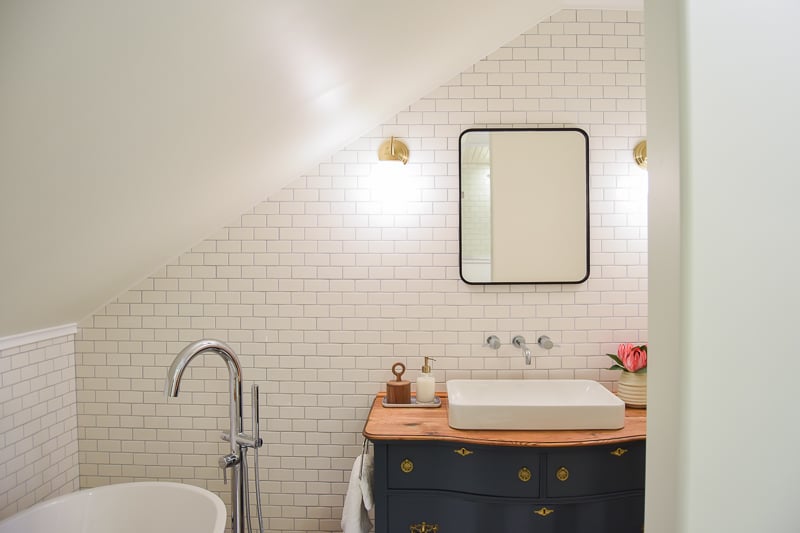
[[416, 357, 437, 403]]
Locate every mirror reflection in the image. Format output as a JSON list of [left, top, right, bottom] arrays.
[[459, 128, 589, 284]]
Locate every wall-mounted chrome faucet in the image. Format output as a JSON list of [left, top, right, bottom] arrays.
[[165, 339, 264, 533], [512, 335, 532, 365]]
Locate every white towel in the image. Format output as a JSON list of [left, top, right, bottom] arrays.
[[341, 453, 374, 533], [360, 452, 374, 512]]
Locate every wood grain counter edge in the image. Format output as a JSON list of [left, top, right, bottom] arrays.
[[363, 393, 646, 447]]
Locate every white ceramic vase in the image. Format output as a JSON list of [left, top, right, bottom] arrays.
[[617, 371, 647, 408]]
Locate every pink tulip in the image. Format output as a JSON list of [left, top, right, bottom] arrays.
[[618, 343, 647, 372]]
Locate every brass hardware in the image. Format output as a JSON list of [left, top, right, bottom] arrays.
[[518, 467, 532, 482], [556, 467, 569, 481], [610, 447, 629, 457], [410, 522, 439, 532], [453, 447, 474, 457], [633, 140, 647, 169], [534, 507, 555, 517], [400, 459, 414, 473], [378, 136, 410, 165]]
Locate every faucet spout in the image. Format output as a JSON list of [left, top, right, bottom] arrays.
[[165, 339, 243, 450], [512, 335, 532, 365], [165, 339, 242, 398]]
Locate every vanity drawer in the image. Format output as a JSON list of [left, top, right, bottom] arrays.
[[387, 491, 645, 533], [545, 442, 645, 497], [387, 441, 541, 498], [503, 492, 645, 533], [386, 492, 483, 533]]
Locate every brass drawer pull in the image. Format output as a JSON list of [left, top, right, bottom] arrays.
[[556, 466, 569, 481], [400, 459, 414, 473], [410, 522, 439, 532], [518, 467, 532, 482], [453, 447, 473, 457], [611, 447, 629, 457], [534, 507, 555, 517]]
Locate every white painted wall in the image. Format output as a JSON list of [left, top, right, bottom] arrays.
[[0, 0, 562, 338], [643, 0, 682, 530], [646, 1, 800, 531]]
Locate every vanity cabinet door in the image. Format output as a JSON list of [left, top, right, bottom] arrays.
[[546, 442, 645, 497], [387, 441, 540, 498]]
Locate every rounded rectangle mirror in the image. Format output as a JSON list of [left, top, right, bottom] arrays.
[[459, 128, 589, 284]]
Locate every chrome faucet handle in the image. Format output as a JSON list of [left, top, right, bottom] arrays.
[[537, 335, 556, 350], [222, 432, 261, 448], [219, 452, 238, 484]]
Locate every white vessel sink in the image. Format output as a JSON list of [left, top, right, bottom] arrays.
[[446, 379, 625, 430]]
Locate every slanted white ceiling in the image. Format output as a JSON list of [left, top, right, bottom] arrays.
[[0, 0, 641, 337]]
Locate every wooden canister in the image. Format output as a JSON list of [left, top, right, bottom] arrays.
[[386, 362, 411, 404]]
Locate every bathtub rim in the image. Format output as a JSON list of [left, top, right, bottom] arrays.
[[0, 481, 226, 533]]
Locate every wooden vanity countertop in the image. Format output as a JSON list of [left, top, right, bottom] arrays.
[[363, 393, 646, 447]]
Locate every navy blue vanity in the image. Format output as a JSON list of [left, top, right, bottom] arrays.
[[364, 395, 646, 533]]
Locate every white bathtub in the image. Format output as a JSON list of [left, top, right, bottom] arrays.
[[0, 482, 226, 533]]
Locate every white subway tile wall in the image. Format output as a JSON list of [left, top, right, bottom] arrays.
[[0, 335, 80, 519], [76, 10, 646, 532]]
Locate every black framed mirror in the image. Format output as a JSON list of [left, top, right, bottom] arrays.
[[459, 128, 589, 284]]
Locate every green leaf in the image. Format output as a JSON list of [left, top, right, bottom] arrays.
[[606, 354, 625, 367]]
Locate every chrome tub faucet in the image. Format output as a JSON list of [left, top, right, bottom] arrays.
[[165, 339, 263, 533]]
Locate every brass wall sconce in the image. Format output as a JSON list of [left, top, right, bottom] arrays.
[[633, 140, 647, 169], [378, 136, 409, 165]]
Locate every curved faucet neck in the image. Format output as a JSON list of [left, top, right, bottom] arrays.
[[164, 339, 244, 452], [165, 339, 242, 396]]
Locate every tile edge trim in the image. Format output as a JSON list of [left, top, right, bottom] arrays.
[[0, 323, 78, 351]]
